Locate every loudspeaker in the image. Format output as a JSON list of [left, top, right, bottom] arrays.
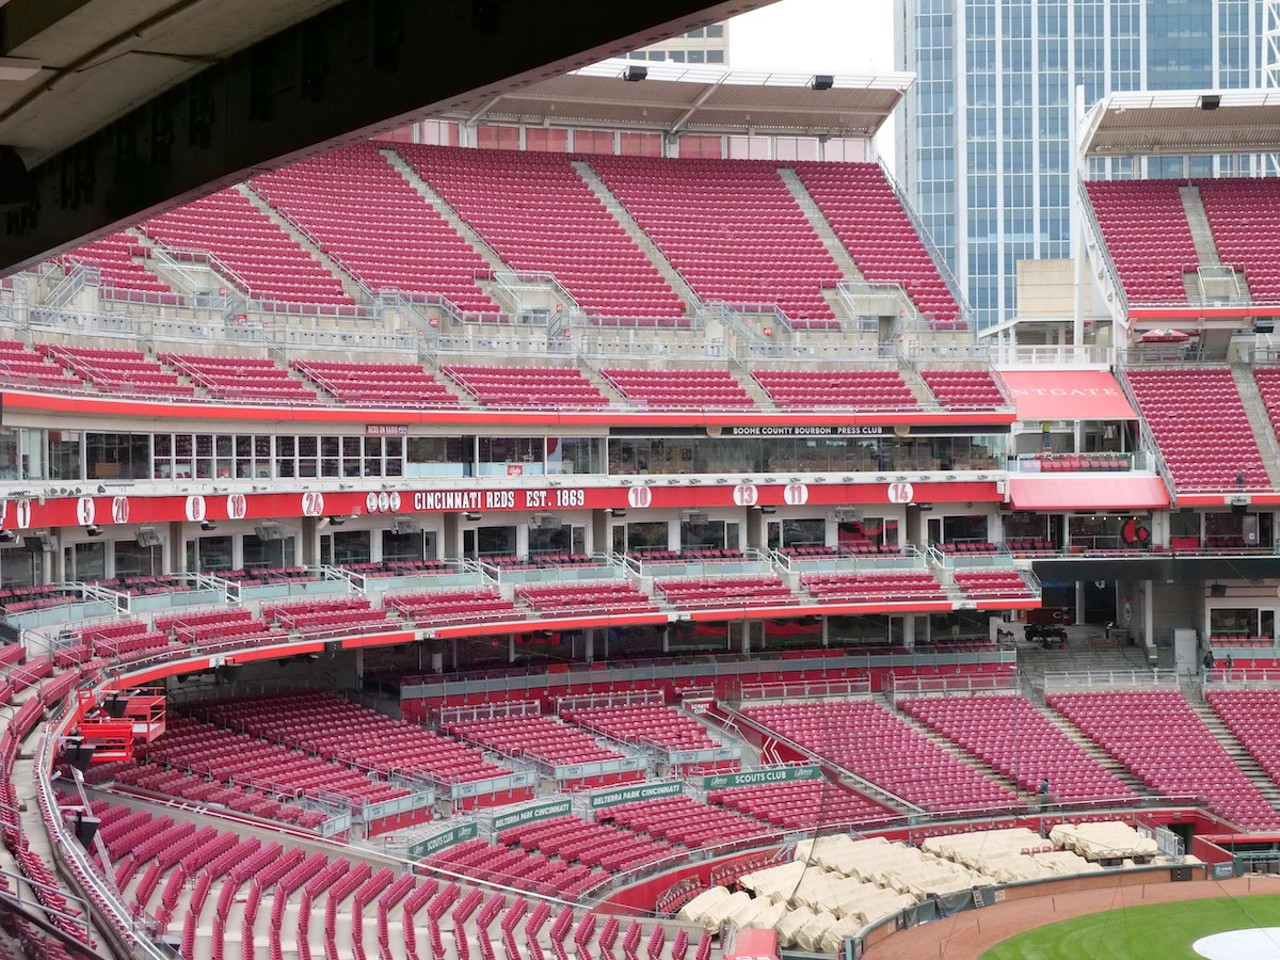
[[62, 736, 95, 773], [73, 812, 100, 848]]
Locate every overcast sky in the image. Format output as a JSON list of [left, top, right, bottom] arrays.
[[729, 0, 897, 162]]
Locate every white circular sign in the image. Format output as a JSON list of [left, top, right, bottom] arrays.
[[733, 484, 758, 507], [627, 486, 652, 509], [185, 495, 206, 522], [301, 492, 325, 517], [13, 499, 30, 530], [226, 493, 247, 520], [887, 482, 915, 504], [389, 491, 402, 512], [112, 496, 130, 525], [366, 492, 379, 514], [784, 483, 809, 505], [377, 491, 391, 513], [76, 497, 96, 526]]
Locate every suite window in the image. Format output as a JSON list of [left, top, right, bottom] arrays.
[[86, 433, 150, 481], [406, 436, 466, 478], [48, 432, 82, 482]]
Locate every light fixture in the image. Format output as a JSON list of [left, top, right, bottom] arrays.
[[85, 525, 102, 538], [464, 512, 483, 521], [810, 74, 834, 91], [605, 509, 626, 518], [843, 476, 856, 482], [96, 484, 106, 494], [324, 515, 346, 527], [667, 478, 680, 485], [755, 506, 778, 515], [623, 65, 648, 82], [200, 520, 217, 532], [688, 478, 701, 485], [789, 477, 802, 483], [1199, 93, 1221, 111], [716, 478, 728, 484], [0, 530, 15, 543]]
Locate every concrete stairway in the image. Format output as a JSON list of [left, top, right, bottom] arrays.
[[1190, 700, 1280, 809], [1035, 701, 1153, 798], [728, 361, 778, 410], [379, 149, 510, 278], [897, 363, 940, 407], [236, 184, 372, 306], [1016, 633, 1151, 698], [1179, 185, 1250, 304], [1229, 365, 1280, 489], [571, 159, 702, 312], [777, 167, 872, 329], [575, 361, 631, 406], [778, 168, 866, 285], [1179, 185, 1225, 268], [887, 697, 1036, 805]]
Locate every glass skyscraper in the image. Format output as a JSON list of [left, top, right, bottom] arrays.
[[894, 0, 1264, 329]]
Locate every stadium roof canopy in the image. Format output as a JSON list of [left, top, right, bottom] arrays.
[[443, 61, 913, 139], [0, 0, 773, 272], [1079, 89, 1280, 158]]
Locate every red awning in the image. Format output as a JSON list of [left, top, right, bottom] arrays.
[[1009, 475, 1170, 511], [1000, 370, 1137, 420]]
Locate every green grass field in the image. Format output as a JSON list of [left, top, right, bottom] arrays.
[[980, 895, 1280, 960]]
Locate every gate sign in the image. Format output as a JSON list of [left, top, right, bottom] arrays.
[[588, 780, 683, 810], [185, 495, 206, 522], [112, 496, 130, 525], [784, 483, 809, 505], [702, 765, 823, 791], [407, 822, 478, 859], [733, 484, 758, 507], [887, 482, 915, 504], [76, 497, 96, 526], [492, 798, 573, 833]]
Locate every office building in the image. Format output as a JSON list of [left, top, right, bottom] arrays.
[[894, 0, 1264, 329]]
